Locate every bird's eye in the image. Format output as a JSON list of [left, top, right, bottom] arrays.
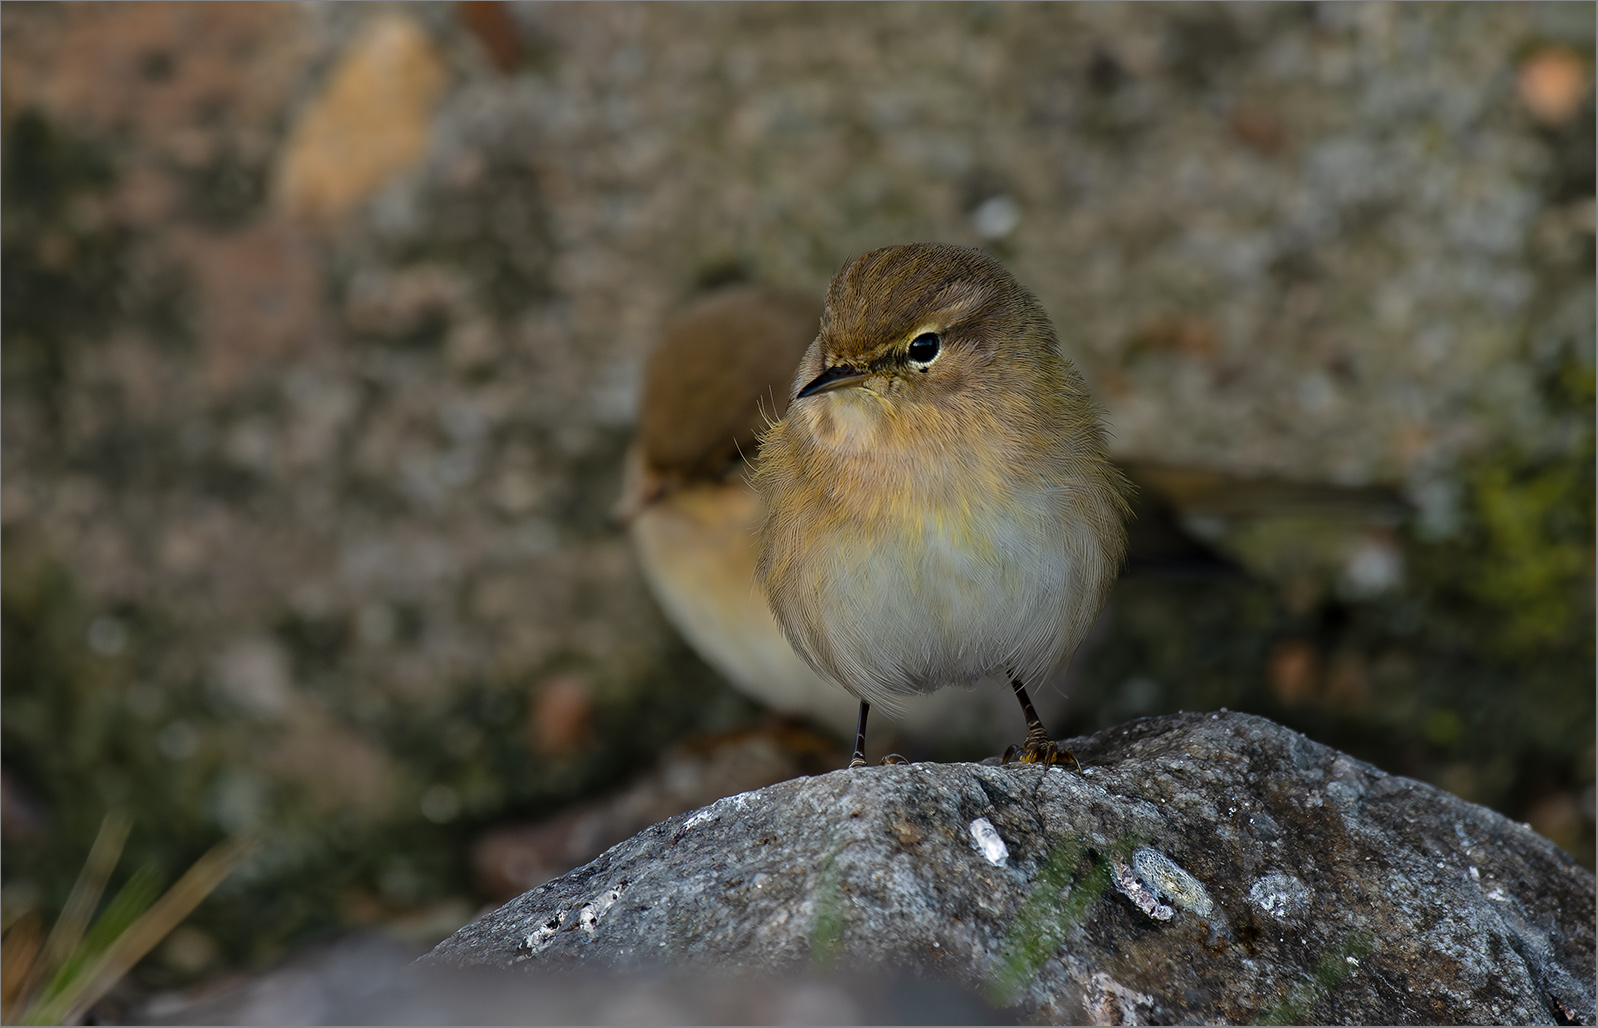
[[907, 332, 941, 364]]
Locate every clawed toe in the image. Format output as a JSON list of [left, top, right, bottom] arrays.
[[1002, 678, 1080, 770], [845, 752, 908, 767], [1002, 737, 1080, 770]]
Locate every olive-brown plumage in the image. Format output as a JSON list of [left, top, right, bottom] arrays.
[[754, 243, 1130, 765], [621, 285, 818, 515]]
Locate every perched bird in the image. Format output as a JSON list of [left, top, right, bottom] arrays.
[[754, 244, 1131, 766], [620, 283, 1059, 756]]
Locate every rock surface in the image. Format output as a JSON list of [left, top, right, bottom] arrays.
[[428, 712, 1596, 1025]]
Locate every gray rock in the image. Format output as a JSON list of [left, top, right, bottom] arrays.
[[427, 712, 1596, 1025]]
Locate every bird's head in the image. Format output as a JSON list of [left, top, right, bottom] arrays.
[[788, 243, 1063, 454], [613, 285, 819, 524]]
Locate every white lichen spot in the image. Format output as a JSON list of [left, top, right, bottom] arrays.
[[523, 912, 564, 953], [1469, 865, 1481, 881], [1248, 871, 1313, 920], [1131, 848, 1213, 919], [684, 791, 754, 832], [1113, 861, 1174, 920], [577, 884, 626, 936], [683, 806, 719, 830], [968, 817, 1009, 866], [1083, 971, 1156, 1025]]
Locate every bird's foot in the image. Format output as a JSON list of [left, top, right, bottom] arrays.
[[1002, 730, 1080, 770], [847, 752, 908, 768]]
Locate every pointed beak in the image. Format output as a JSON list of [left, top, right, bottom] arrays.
[[611, 445, 673, 528], [797, 363, 870, 398]]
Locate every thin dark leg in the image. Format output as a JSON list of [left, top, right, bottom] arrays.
[[849, 701, 870, 768], [1004, 674, 1078, 769], [1009, 677, 1049, 742]]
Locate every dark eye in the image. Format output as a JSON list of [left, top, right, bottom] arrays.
[[907, 332, 940, 364]]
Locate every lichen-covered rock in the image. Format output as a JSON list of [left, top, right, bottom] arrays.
[[428, 712, 1595, 1025]]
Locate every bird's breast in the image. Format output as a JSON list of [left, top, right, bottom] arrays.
[[764, 454, 1087, 701]]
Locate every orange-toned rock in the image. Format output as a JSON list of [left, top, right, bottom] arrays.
[[0, 3, 307, 138], [527, 674, 594, 756], [275, 14, 449, 221], [1517, 46, 1589, 125]]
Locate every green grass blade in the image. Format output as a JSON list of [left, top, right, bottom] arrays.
[[18, 811, 130, 1018], [24, 835, 254, 1026], [30, 866, 161, 1016]]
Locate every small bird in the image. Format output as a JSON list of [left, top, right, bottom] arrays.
[[754, 244, 1131, 766]]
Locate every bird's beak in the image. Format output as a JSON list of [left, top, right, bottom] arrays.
[[611, 445, 674, 528], [797, 363, 870, 398]]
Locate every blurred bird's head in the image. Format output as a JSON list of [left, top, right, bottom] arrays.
[[614, 285, 819, 524]]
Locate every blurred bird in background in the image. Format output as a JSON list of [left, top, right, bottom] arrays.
[[614, 285, 861, 734]]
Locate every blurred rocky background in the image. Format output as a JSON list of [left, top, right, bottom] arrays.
[[0, 2, 1591, 1020]]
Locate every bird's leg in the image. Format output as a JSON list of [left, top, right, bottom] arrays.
[[849, 701, 870, 768], [846, 700, 908, 766], [1002, 675, 1079, 769]]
